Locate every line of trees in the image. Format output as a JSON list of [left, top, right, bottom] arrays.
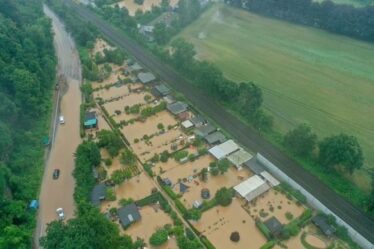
[[0, 0, 57, 248], [225, 0, 374, 42]]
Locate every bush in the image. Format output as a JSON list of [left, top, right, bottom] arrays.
[[230, 231, 240, 242], [215, 187, 233, 207], [255, 220, 272, 240], [285, 212, 294, 221], [149, 229, 168, 246], [174, 150, 189, 161], [105, 187, 116, 201], [260, 241, 276, 249], [160, 150, 170, 163], [119, 198, 134, 206], [104, 158, 112, 166]]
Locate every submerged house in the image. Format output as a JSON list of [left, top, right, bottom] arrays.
[[118, 203, 141, 228], [84, 111, 98, 129]]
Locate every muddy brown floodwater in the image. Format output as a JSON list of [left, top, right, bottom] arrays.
[[35, 5, 82, 247]]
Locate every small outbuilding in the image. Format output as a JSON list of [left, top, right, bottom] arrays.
[[118, 203, 141, 228], [181, 120, 194, 129], [84, 111, 98, 129], [194, 124, 217, 138], [244, 156, 265, 175], [163, 95, 176, 104], [201, 188, 210, 199], [152, 84, 171, 97], [137, 72, 156, 84], [312, 215, 336, 237], [190, 115, 207, 127], [29, 200, 39, 209], [128, 62, 143, 72], [227, 149, 253, 170], [234, 175, 270, 202], [204, 131, 226, 145], [91, 183, 107, 206], [167, 101, 188, 115], [179, 182, 189, 193], [264, 217, 283, 237], [209, 140, 240, 160]]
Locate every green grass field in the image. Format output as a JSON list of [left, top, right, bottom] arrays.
[[178, 4, 374, 190], [313, 0, 374, 7]]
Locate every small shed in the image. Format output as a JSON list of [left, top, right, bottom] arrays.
[[312, 215, 336, 237], [190, 115, 207, 127], [227, 149, 253, 170], [260, 171, 280, 187], [91, 183, 107, 206], [128, 62, 143, 72], [209, 140, 240, 160], [152, 84, 171, 97], [167, 101, 188, 115], [194, 124, 216, 138], [163, 95, 176, 104], [181, 120, 194, 129], [204, 131, 226, 145], [29, 200, 39, 209], [137, 72, 156, 84], [244, 156, 265, 175], [84, 112, 98, 129], [162, 178, 172, 186], [118, 203, 141, 228], [264, 217, 283, 237], [234, 175, 270, 202], [201, 188, 210, 199], [179, 182, 189, 193], [193, 200, 202, 209]]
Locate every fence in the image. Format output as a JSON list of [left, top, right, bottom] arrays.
[[256, 153, 374, 249]]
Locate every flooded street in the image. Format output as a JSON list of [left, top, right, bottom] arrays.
[[35, 5, 82, 245]]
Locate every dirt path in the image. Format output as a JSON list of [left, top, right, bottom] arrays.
[[35, 5, 82, 247], [61, 1, 374, 245]]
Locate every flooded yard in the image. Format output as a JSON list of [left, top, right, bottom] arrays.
[[194, 198, 267, 249]]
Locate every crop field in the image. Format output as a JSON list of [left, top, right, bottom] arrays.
[[178, 4, 374, 189]]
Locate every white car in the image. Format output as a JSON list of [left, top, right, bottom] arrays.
[[59, 115, 65, 124], [56, 208, 65, 220]]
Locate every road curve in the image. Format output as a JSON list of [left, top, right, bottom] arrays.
[[35, 5, 82, 247], [62, 0, 374, 245]]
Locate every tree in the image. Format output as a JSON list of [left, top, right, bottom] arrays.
[[209, 162, 219, 176], [120, 149, 137, 166], [237, 82, 263, 118], [154, 22, 169, 45], [97, 130, 123, 157], [111, 170, 131, 185], [318, 134, 364, 174], [230, 231, 240, 242], [160, 150, 170, 163], [217, 159, 230, 174], [284, 123, 317, 157], [149, 229, 168, 246], [215, 187, 233, 207], [170, 38, 196, 73], [186, 208, 202, 221], [0, 122, 12, 161], [200, 168, 208, 182]]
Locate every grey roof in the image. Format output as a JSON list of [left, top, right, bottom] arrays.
[[153, 84, 171, 97], [204, 131, 226, 145], [90, 183, 106, 206], [190, 115, 207, 126], [118, 203, 141, 227], [312, 215, 336, 236], [137, 72, 156, 84], [194, 124, 216, 137], [244, 156, 265, 175], [264, 217, 283, 236], [85, 111, 96, 122], [129, 62, 143, 72], [167, 101, 188, 115]]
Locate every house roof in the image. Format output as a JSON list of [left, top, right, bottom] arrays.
[[90, 183, 106, 206], [190, 115, 207, 126], [85, 111, 96, 121], [209, 140, 240, 160], [154, 84, 171, 96], [129, 62, 143, 72], [179, 182, 189, 193], [167, 101, 188, 115], [181, 120, 194, 129], [244, 156, 265, 175], [227, 149, 253, 168], [234, 175, 270, 202], [194, 124, 216, 137], [312, 215, 336, 236], [204, 131, 226, 145], [118, 203, 141, 227], [264, 217, 283, 235], [260, 171, 280, 187], [137, 72, 156, 84]]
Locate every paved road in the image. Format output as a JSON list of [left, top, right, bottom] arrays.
[[35, 5, 82, 247], [62, 0, 374, 245]]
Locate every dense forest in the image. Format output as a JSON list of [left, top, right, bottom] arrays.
[[225, 0, 374, 42], [0, 0, 56, 248]]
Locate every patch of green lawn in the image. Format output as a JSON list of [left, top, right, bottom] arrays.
[[178, 4, 374, 190]]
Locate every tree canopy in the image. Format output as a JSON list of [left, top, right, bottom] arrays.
[[215, 187, 233, 207], [284, 124, 317, 157]]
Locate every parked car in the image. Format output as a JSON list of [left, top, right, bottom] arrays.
[[56, 208, 65, 220], [53, 169, 60, 179], [59, 115, 65, 124]]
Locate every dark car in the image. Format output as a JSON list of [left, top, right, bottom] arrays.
[[53, 169, 60, 179]]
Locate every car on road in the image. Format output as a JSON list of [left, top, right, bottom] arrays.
[[53, 169, 60, 179], [59, 115, 65, 124], [56, 208, 65, 220]]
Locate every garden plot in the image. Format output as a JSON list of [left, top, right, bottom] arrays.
[[121, 111, 178, 143], [123, 205, 175, 247], [93, 83, 132, 101], [91, 38, 115, 56], [103, 91, 151, 117], [132, 128, 185, 162], [153, 146, 198, 174], [113, 0, 179, 16], [194, 198, 267, 249], [100, 172, 155, 213], [244, 189, 305, 224]]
